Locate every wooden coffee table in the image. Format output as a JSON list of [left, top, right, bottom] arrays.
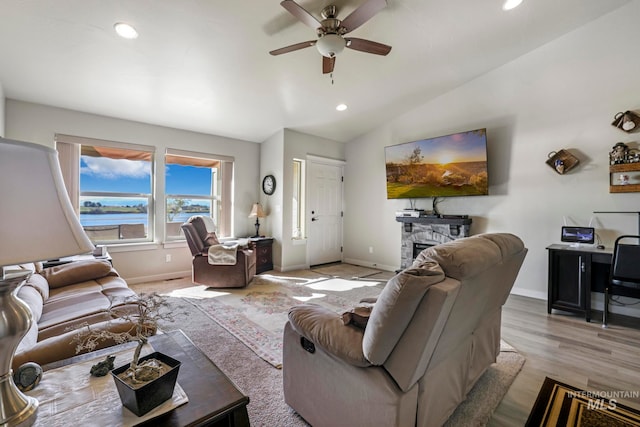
[[43, 330, 250, 427]]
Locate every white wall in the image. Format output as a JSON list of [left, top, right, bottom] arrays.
[[260, 130, 285, 268], [260, 128, 345, 271], [6, 99, 260, 283], [344, 2, 640, 313], [0, 82, 5, 137]]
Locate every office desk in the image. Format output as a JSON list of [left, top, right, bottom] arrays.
[[547, 244, 612, 322]]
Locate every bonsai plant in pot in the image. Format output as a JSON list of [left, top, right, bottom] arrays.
[[73, 292, 182, 416]]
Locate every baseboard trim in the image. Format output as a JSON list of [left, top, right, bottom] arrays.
[[277, 264, 309, 272], [510, 287, 546, 300], [343, 258, 397, 273]]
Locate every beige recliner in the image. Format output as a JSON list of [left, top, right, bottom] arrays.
[[283, 233, 527, 427]]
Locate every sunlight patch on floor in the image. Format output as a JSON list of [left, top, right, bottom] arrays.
[[305, 278, 383, 292], [292, 292, 327, 302], [162, 285, 230, 299], [259, 274, 319, 284]]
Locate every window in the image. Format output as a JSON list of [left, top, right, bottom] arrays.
[[292, 159, 305, 239], [165, 149, 234, 240], [56, 135, 155, 244], [56, 136, 234, 244]]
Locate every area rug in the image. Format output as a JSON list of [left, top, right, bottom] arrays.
[[164, 273, 386, 368], [526, 377, 640, 427]]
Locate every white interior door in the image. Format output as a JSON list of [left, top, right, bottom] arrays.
[[307, 159, 344, 266]]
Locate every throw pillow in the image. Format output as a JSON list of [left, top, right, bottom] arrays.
[[24, 273, 49, 301], [41, 259, 114, 289], [341, 303, 374, 329], [204, 232, 219, 246]]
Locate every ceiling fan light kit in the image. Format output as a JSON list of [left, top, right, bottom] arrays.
[[316, 34, 346, 57], [270, 0, 391, 74]]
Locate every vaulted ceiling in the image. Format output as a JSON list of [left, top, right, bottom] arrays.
[[0, 0, 631, 143]]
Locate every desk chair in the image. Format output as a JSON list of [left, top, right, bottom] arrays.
[[603, 235, 640, 327]]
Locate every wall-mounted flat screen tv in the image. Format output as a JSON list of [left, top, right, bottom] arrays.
[[385, 128, 488, 199]]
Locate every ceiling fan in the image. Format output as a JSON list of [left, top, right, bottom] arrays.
[[269, 0, 391, 74]]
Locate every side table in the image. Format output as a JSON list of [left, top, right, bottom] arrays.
[[250, 237, 273, 274]]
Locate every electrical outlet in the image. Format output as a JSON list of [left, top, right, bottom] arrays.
[[369, 246, 374, 254], [165, 254, 172, 263]]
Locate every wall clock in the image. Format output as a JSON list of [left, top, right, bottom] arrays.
[[262, 174, 276, 195]]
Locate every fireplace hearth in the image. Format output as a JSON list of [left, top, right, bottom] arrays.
[[396, 216, 472, 269]]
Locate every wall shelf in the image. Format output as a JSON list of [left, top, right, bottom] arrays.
[[609, 163, 640, 193]]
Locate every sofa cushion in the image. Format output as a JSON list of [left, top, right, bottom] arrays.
[[39, 278, 137, 334], [41, 259, 114, 289], [288, 304, 371, 367], [363, 260, 445, 365]]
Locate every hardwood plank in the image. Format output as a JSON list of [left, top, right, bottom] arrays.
[[489, 295, 640, 426]]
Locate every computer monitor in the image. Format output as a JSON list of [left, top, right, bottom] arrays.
[[561, 226, 595, 245]]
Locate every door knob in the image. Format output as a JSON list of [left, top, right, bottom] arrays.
[[311, 217, 318, 222]]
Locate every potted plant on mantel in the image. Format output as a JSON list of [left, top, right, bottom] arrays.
[[73, 293, 182, 416]]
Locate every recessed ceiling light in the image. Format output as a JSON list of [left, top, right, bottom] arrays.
[[114, 22, 138, 39], [502, 0, 523, 10], [336, 104, 348, 111]]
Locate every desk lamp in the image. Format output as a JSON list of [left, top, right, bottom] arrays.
[[0, 138, 94, 426]]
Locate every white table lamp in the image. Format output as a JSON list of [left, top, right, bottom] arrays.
[[0, 138, 95, 427]]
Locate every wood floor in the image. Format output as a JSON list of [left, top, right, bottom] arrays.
[[491, 295, 640, 426]]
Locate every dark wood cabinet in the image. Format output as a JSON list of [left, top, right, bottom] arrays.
[[252, 237, 273, 274], [547, 244, 612, 322]]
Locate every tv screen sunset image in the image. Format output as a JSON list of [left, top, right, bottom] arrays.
[[385, 128, 488, 199]]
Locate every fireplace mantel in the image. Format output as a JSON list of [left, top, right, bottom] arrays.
[[395, 216, 472, 226], [396, 215, 472, 269]]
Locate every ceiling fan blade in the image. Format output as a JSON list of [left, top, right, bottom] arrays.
[[280, 0, 321, 30], [345, 37, 391, 55], [340, 0, 387, 33], [270, 40, 317, 56], [322, 56, 335, 74]]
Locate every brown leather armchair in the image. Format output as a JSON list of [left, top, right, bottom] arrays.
[[181, 216, 256, 288]]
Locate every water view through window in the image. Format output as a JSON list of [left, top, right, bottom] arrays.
[[80, 146, 217, 242]]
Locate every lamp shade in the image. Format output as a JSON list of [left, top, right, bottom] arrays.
[[0, 138, 95, 266], [316, 33, 346, 58], [248, 203, 266, 218]]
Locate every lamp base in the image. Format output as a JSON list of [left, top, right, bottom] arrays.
[[0, 271, 39, 427], [253, 218, 261, 239], [0, 376, 38, 427]]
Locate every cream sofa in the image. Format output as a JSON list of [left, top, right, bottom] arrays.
[[13, 259, 146, 369], [283, 233, 527, 427]]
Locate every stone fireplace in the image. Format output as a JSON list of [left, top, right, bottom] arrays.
[[396, 216, 472, 269]]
